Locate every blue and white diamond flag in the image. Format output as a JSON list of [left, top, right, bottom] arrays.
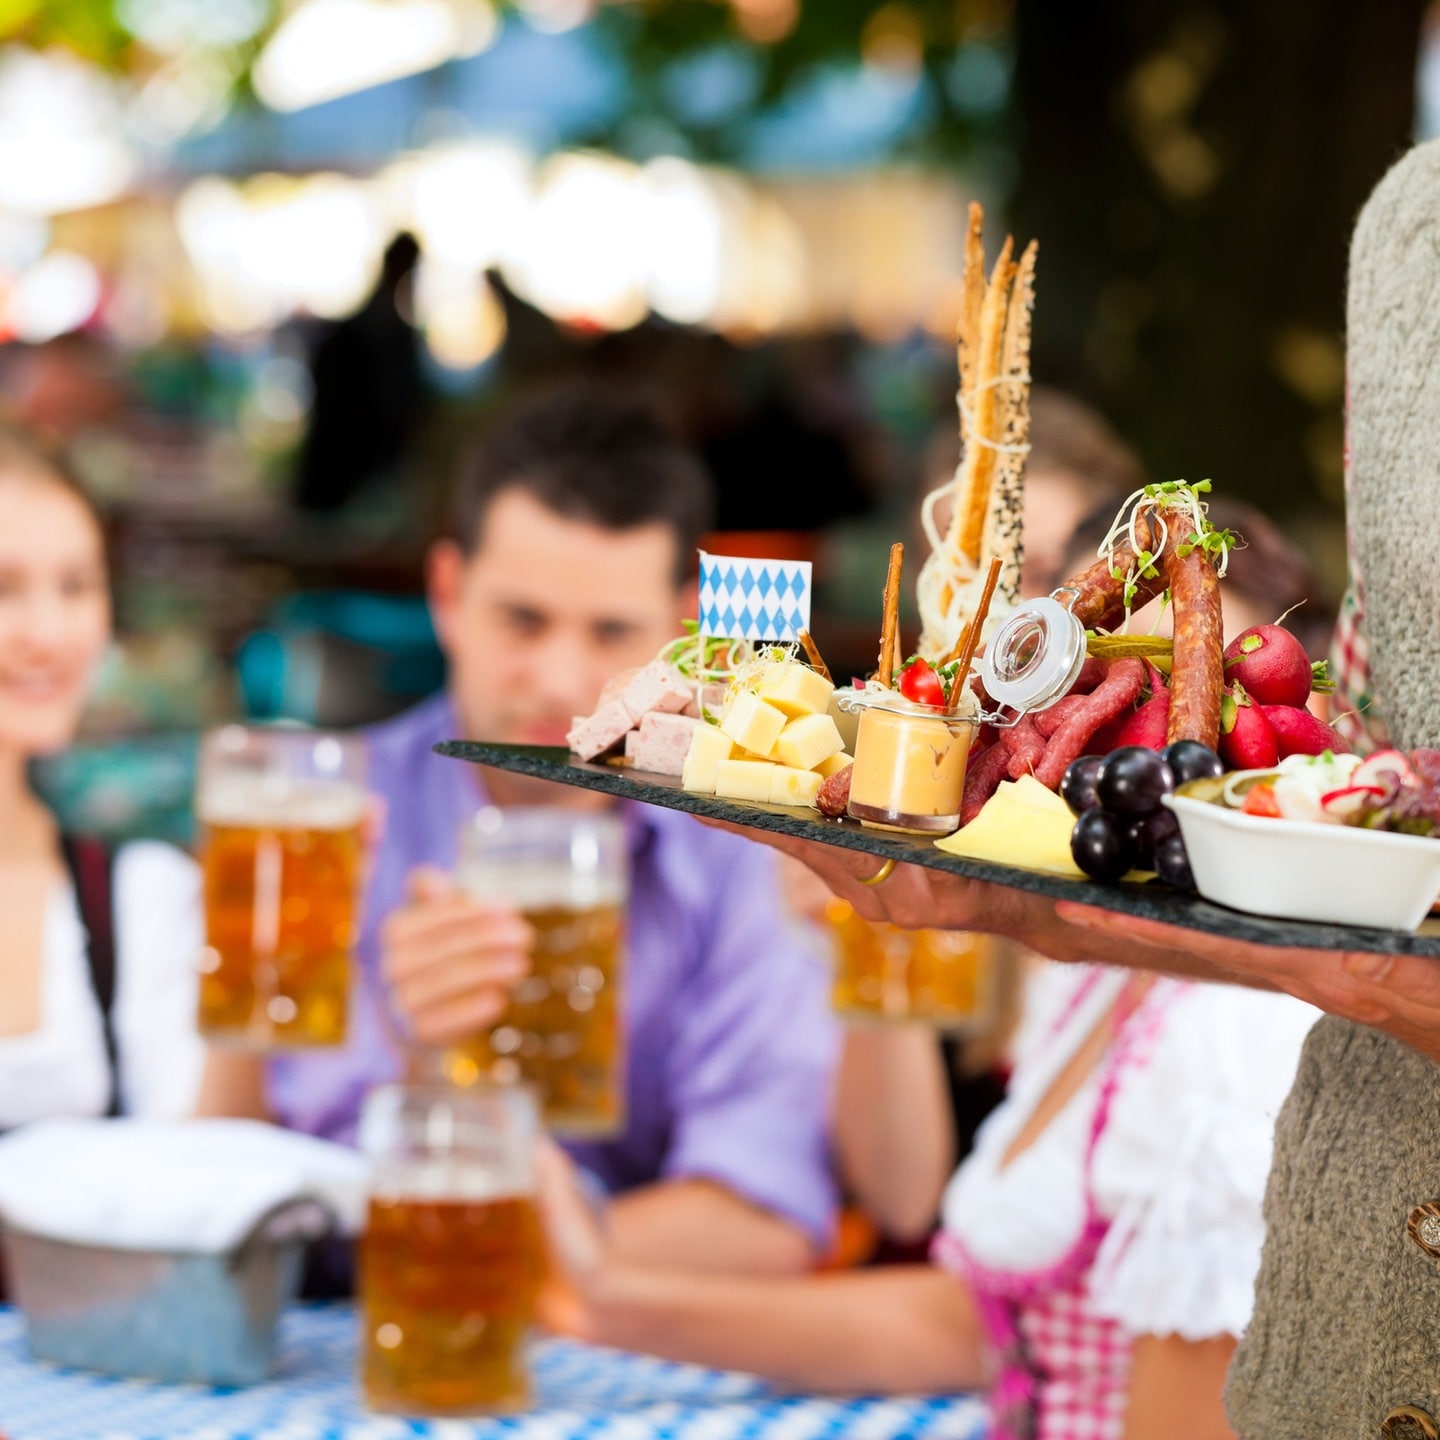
[[698, 552, 812, 642]]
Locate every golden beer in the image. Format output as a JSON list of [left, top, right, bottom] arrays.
[[454, 810, 629, 1137], [445, 900, 625, 1135], [195, 726, 365, 1049], [828, 897, 994, 1028], [360, 1193, 546, 1415]]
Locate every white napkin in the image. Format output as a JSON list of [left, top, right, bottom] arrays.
[[0, 1117, 370, 1253]]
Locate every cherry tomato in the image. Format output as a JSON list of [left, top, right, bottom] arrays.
[[897, 658, 946, 707], [1241, 783, 1281, 817]]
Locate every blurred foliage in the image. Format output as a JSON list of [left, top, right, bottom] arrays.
[[0, 0, 1013, 163], [0, 0, 133, 65]]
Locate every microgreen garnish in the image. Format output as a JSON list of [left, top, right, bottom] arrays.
[[1094, 478, 1237, 630]]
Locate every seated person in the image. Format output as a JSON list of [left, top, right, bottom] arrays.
[[0, 426, 204, 1130], [205, 385, 839, 1275], [541, 962, 1318, 1440]]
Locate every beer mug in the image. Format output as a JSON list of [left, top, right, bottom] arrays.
[[827, 898, 995, 1029], [195, 725, 365, 1048], [359, 1083, 545, 1415], [452, 808, 628, 1138]]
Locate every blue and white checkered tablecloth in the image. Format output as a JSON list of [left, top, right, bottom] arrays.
[[0, 1306, 989, 1440]]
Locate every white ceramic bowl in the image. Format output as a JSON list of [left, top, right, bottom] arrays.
[[1163, 794, 1440, 932]]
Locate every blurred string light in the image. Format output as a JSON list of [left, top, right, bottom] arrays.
[[254, 0, 499, 112], [507, 151, 651, 330], [116, 0, 271, 51], [729, 0, 799, 46], [0, 48, 137, 215], [176, 173, 382, 331], [402, 140, 532, 268], [415, 261, 507, 369], [861, 4, 925, 77], [164, 146, 966, 362], [514, 0, 594, 34], [3, 252, 103, 343]]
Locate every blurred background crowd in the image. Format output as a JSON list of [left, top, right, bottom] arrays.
[[0, 0, 1433, 843]]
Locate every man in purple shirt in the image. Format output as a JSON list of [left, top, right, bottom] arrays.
[[266, 385, 839, 1272]]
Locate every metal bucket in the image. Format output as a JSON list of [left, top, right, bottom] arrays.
[[0, 1197, 330, 1386]]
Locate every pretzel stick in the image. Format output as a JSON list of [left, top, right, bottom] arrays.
[[877, 542, 904, 684], [953, 238, 1015, 566], [957, 201, 986, 412], [982, 237, 1038, 614], [796, 629, 831, 684], [948, 557, 1002, 713]]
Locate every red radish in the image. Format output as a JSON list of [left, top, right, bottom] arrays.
[[1223, 624, 1313, 708], [1108, 689, 1170, 750], [1219, 690, 1279, 769], [1261, 704, 1352, 758]]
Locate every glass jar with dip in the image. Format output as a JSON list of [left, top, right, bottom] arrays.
[[845, 693, 978, 834], [842, 592, 1089, 837]]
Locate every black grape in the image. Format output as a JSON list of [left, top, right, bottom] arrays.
[[1060, 755, 1106, 816], [1096, 746, 1174, 817], [1161, 740, 1224, 788], [1154, 832, 1195, 890], [1071, 808, 1138, 882]]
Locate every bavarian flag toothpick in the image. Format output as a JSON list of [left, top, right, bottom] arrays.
[[698, 553, 813, 642]]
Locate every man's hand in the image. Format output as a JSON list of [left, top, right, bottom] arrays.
[[1055, 901, 1440, 1063], [381, 867, 534, 1046]]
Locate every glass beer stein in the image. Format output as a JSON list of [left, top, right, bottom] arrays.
[[452, 808, 628, 1137], [196, 725, 365, 1048], [828, 898, 995, 1029], [359, 1083, 546, 1415]]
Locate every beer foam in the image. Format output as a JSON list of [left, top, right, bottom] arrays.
[[198, 777, 368, 831], [372, 1158, 533, 1202], [456, 861, 624, 911]]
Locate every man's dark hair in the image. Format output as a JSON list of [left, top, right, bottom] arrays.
[[451, 383, 715, 585]]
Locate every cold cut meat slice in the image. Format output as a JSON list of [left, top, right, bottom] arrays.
[[1033, 657, 1146, 789], [1002, 714, 1048, 779], [960, 740, 1013, 825]]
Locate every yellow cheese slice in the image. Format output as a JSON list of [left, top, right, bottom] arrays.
[[816, 751, 854, 779], [774, 713, 845, 772], [681, 725, 737, 794], [768, 765, 824, 807], [714, 758, 778, 803], [755, 662, 835, 719], [937, 776, 1153, 882], [719, 691, 787, 758], [935, 787, 1086, 878]]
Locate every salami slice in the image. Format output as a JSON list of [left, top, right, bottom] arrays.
[[1033, 657, 1147, 789]]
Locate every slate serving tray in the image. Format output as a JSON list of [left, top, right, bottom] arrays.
[[436, 740, 1440, 957]]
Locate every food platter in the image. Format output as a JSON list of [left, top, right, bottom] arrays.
[[435, 740, 1440, 957]]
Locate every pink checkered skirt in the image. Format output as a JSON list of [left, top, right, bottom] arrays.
[[934, 1227, 1132, 1440], [932, 974, 1186, 1440]]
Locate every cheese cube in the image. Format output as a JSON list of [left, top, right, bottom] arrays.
[[773, 713, 845, 772], [714, 758, 777, 803], [817, 751, 854, 779], [768, 765, 824, 808], [756, 662, 835, 719], [719, 690, 787, 758], [681, 725, 737, 794]]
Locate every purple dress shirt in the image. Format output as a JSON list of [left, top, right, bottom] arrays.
[[267, 693, 840, 1244]]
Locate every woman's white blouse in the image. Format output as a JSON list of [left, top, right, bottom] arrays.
[[941, 963, 1320, 1341], [0, 842, 205, 1128]]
